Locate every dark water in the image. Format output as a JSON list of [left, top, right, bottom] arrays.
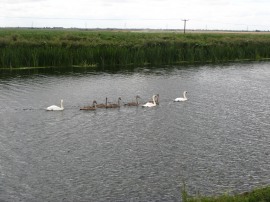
[[0, 62, 269, 201]]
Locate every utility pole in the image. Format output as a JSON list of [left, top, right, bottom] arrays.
[[182, 19, 189, 34]]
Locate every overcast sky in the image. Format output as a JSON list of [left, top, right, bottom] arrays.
[[1, 0, 269, 30]]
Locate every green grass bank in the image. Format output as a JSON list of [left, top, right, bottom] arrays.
[[182, 186, 270, 202], [1, 28, 270, 69]]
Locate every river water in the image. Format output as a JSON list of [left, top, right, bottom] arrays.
[[0, 62, 269, 201]]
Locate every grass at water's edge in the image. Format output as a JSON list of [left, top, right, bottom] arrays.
[[181, 185, 270, 202], [1, 28, 270, 69]]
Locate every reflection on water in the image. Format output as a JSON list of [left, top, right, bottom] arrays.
[[0, 62, 270, 201]]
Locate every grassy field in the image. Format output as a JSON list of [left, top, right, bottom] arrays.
[[182, 185, 270, 202], [1, 28, 270, 69]]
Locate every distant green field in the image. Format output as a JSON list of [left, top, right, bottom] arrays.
[[1, 28, 270, 69]]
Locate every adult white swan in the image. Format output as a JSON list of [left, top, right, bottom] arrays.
[[174, 91, 188, 102], [148, 93, 159, 105], [46, 99, 64, 111], [142, 95, 157, 107]]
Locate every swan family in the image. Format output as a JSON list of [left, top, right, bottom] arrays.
[[46, 91, 187, 111]]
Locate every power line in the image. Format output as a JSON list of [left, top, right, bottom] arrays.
[[0, 15, 268, 27], [182, 19, 189, 34], [0, 15, 268, 30], [0, 16, 182, 21]]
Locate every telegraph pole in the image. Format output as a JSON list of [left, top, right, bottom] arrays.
[[182, 19, 189, 34]]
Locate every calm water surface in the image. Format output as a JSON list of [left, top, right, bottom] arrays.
[[0, 62, 269, 201]]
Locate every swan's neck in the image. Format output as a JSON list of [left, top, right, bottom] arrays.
[[60, 100, 63, 108], [183, 92, 187, 99], [152, 96, 156, 105]]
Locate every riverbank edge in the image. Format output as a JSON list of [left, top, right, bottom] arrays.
[[182, 185, 270, 202]]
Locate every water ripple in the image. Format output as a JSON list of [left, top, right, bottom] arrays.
[[0, 62, 270, 201]]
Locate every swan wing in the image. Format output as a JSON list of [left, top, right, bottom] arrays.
[[174, 97, 187, 102], [46, 105, 63, 111], [46, 105, 57, 110], [142, 102, 155, 107]]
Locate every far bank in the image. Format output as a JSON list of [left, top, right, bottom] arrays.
[[1, 28, 270, 69]]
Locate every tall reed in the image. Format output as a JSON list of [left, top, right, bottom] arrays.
[[1, 28, 270, 69]]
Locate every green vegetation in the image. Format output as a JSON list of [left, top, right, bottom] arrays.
[[1, 28, 270, 69], [182, 186, 270, 202]]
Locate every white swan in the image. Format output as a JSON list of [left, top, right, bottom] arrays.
[[46, 99, 64, 111], [142, 95, 157, 107], [174, 91, 188, 102], [148, 93, 159, 105]]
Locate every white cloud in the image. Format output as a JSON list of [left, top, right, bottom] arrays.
[[0, 0, 269, 30]]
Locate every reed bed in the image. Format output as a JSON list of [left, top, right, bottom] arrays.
[[1, 28, 270, 69]]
